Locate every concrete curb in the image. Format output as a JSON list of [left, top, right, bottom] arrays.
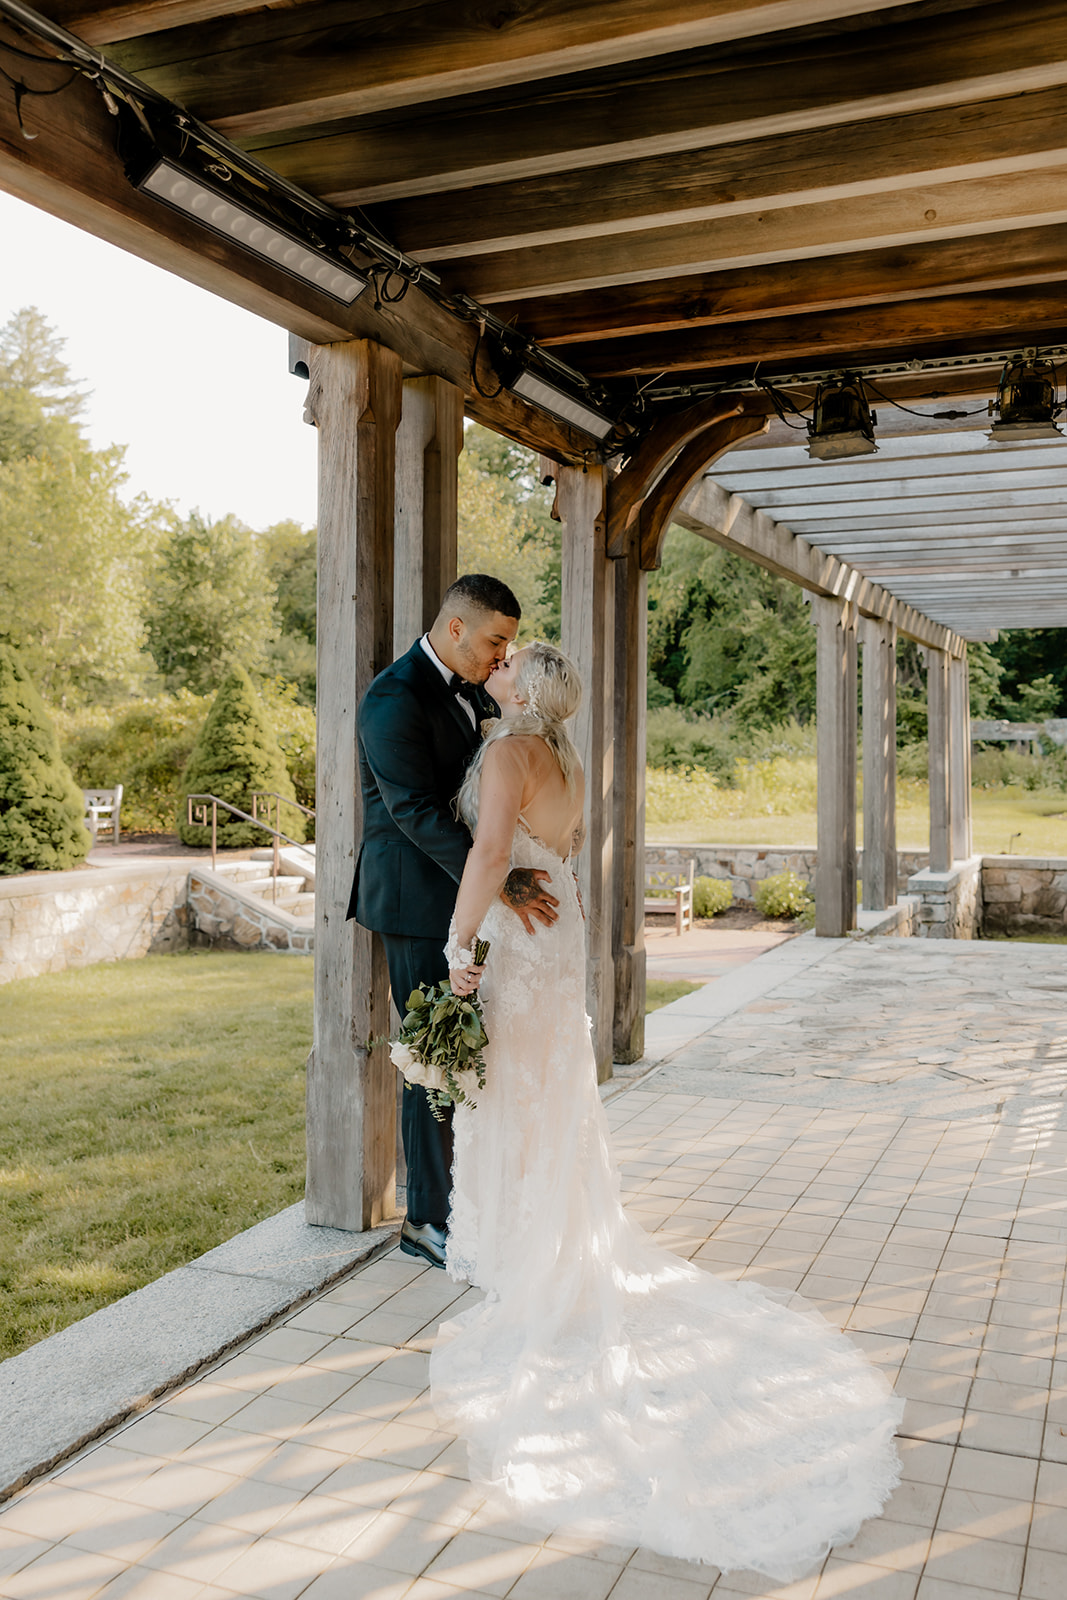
[[0, 1204, 398, 1501]]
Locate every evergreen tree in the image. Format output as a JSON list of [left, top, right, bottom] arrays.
[[0, 644, 90, 874], [177, 665, 305, 847]]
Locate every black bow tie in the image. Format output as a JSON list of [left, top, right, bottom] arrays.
[[449, 673, 479, 705]]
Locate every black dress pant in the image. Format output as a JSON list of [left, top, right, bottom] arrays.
[[381, 932, 454, 1227]]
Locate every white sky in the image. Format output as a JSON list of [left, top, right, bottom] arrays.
[[0, 188, 318, 529]]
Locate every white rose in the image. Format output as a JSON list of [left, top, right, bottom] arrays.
[[451, 1067, 481, 1104], [390, 1041, 417, 1073]]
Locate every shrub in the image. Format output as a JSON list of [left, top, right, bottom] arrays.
[[259, 676, 316, 826], [646, 707, 736, 780], [178, 666, 306, 847], [754, 870, 813, 920], [58, 690, 210, 833], [0, 643, 90, 874], [693, 875, 733, 917]]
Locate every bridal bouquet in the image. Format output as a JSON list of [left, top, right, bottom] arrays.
[[390, 938, 490, 1120]]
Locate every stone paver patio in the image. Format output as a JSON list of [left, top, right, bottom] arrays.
[[3, 936, 1067, 1600]]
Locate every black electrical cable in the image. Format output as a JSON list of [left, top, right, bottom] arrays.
[[861, 378, 987, 421]]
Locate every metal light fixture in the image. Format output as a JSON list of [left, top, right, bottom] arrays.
[[504, 361, 616, 443], [132, 153, 368, 305], [987, 351, 1063, 441], [806, 373, 878, 459]]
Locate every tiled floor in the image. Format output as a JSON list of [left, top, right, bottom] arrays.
[[3, 939, 1067, 1600]]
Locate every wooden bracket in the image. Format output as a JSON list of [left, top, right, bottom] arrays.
[[636, 411, 770, 569], [605, 393, 754, 558]]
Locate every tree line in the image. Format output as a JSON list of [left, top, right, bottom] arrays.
[[2, 302, 1065, 836]]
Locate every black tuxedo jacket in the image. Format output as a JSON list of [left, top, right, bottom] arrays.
[[347, 640, 498, 939]]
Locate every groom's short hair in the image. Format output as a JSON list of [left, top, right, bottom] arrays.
[[441, 573, 521, 622]]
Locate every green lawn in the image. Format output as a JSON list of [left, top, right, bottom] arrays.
[[646, 979, 701, 1012], [0, 951, 311, 1360], [650, 788, 1067, 859]]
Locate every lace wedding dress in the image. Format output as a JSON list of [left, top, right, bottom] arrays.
[[432, 823, 903, 1581]]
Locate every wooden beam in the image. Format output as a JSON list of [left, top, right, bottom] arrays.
[[558, 463, 615, 1084], [637, 413, 770, 569], [860, 616, 897, 912], [374, 88, 1067, 263], [57, 0, 267, 44], [107, 0, 912, 137], [742, 477, 1067, 512], [0, 43, 596, 466], [448, 166, 1067, 303], [950, 652, 973, 863], [244, 1, 1067, 201], [305, 336, 402, 1231], [676, 474, 967, 655], [492, 222, 1067, 347], [813, 595, 858, 938], [568, 282, 1067, 378], [393, 376, 463, 656], [927, 647, 953, 873], [612, 530, 647, 1064], [605, 393, 751, 557]]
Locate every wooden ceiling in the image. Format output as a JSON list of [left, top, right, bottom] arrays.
[[6, 0, 1067, 633], [63, 0, 1067, 398]]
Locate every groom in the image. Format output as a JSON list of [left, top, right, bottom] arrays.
[[349, 573, 559, 1268]]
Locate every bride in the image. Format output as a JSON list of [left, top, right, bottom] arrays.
[[431, 640, 903, 1582]]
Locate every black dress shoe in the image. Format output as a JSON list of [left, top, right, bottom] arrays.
[[399, 1218, 448, 1270]]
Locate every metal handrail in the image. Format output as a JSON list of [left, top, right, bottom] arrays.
[[186, 794, 310, 902], [251, 791, 316, 819]]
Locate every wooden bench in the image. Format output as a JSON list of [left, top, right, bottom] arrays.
[[644, 860, 695, 936], [83, 785, 123, 845]]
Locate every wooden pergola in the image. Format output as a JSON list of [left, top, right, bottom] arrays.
[[5, 0, 1067, 1229]]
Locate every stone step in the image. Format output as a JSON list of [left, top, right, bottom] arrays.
[[241, 875, 306, 896]]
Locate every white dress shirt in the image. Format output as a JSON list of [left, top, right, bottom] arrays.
[[420, 633, 476, 728]]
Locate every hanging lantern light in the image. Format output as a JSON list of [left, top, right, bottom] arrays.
[[988, 351, 1063, 441], [806, 374, 878, 459]]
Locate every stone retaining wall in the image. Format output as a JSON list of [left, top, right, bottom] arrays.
[[0, 865, 190, 985], [906, 858, 982, 939], [981, 855, 1067, 935], [188, 868, 313, 953], [646, 843, 929, 903]]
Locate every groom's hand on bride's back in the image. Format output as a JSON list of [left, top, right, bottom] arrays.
[[502, 868, 559, 934]]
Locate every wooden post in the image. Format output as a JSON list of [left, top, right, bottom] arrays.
[[814, 594, 858, 937], [949, 651, 973, 861], [559, 464, 615, 1083], [393, 376, 464, 658], [927, 646, 953, 873], [303, 338, 403, 1231], [860, 615, 898, 910], [612, 532, 648, 1061]]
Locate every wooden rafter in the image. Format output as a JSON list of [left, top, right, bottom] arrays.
[[232, 1, 1067, 198], [96, 0, 920, 132], [372, 87, 1067, 262]]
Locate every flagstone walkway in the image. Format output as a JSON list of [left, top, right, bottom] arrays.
[[3, 937, 1067, 1600]]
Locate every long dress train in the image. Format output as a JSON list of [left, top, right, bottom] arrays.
[[430, 824, 903, 1582]]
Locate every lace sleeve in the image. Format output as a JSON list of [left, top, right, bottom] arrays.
[[444, 919, 475, 968]]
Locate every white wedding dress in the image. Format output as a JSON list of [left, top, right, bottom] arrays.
[[431, 821, 904, 1581]]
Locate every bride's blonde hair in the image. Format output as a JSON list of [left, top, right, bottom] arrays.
[[457, 640, 582, 829]]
